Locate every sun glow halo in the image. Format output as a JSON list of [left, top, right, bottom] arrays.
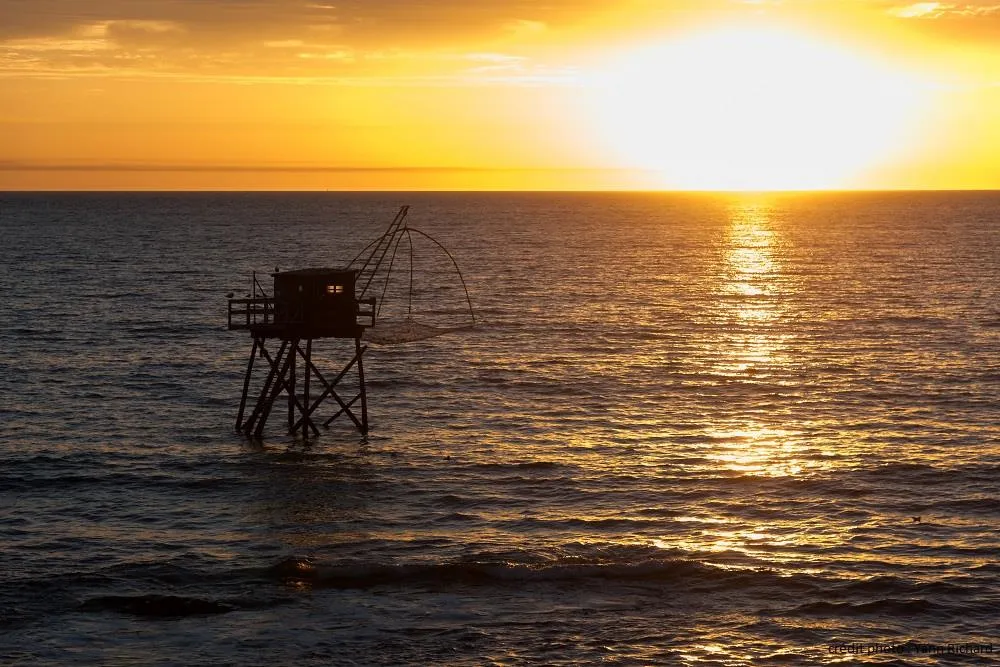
[[589, 26, 928, 190]]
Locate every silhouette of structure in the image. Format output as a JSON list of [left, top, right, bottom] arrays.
[[226, 207, 411, 437], [227, 266, 375, 438], [226, 205, 475, 439]]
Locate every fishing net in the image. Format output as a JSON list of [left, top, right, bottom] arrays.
[[363, 318, 474, 345], [347, 208, 476, 345]]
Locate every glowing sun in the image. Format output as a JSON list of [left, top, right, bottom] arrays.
[[589, 25, 928, 190]]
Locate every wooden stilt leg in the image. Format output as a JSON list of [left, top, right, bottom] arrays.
[[287, 339, 297, 433], [356, 336, 369, 435], [235, 337, 259, 432], [237, 335, 373, 439], [302, 340, 318, 437]]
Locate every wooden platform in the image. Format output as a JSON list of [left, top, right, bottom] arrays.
[[227, 296, 375, 340]]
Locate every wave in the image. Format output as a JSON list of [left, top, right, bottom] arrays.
[[261, 554, 749, 591], [473, 460, 565, 471], [8, 538, 988, 631], [79, 594, 237, 617], [251, 550, 989, 620], [791, 598, 943, 617], [0, 470, 247, 494], [256, 545, 828, 596]]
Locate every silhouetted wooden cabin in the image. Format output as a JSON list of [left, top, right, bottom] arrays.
[[273, 268, 361, 337], [228, 267, 375, 339]]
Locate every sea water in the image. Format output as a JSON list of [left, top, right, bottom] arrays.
[[1, 191, 999, 664]]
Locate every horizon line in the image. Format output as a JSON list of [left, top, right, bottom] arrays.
[[4, 188, 1000, 194]]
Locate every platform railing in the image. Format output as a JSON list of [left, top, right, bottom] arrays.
[[229, 296, 377, 331], [228, 297, 274, 330]]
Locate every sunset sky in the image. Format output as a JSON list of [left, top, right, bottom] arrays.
[[2, 0, 999, 190]]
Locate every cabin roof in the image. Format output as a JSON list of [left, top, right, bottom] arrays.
[[271, 267, 356, 278]]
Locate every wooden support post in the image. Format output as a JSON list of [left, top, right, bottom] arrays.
[[299, 340, 318, 437], [287, 338, 297, 432], [238, 335, 371, 439], [356, 336, 369, 435], [235, 337, 259, 431]]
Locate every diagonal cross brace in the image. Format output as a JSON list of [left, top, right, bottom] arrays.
[[240, 339, 288, 434], [289, 343, 367, 433]]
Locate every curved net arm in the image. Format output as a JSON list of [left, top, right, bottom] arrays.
[[404, 227, 476, 327]]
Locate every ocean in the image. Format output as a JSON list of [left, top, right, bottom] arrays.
[[1, 191, 999, 665]]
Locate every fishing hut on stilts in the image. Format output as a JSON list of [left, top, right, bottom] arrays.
[[226, 206, 475, 439]]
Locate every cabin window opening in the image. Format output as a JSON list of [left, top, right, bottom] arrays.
[[326, 284, 344, 295]]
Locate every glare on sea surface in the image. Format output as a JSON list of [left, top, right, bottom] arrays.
[[712, 200, 787, 376], [588, 25, 927, 190], [703, 203, 822, 477], [705, 426, 806, 477]]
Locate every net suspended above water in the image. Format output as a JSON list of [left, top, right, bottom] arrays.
[[347, 206, 476, 345], [363, 318, 475, 345]]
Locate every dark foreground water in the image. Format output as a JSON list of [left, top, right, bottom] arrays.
[[1, 191, 999, 665]]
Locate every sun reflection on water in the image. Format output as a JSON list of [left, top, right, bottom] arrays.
[[713, 200, 787, 376], [707, 200, 813, 479], [705, 426, 806, 477], [645, 200, 866, 569]]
